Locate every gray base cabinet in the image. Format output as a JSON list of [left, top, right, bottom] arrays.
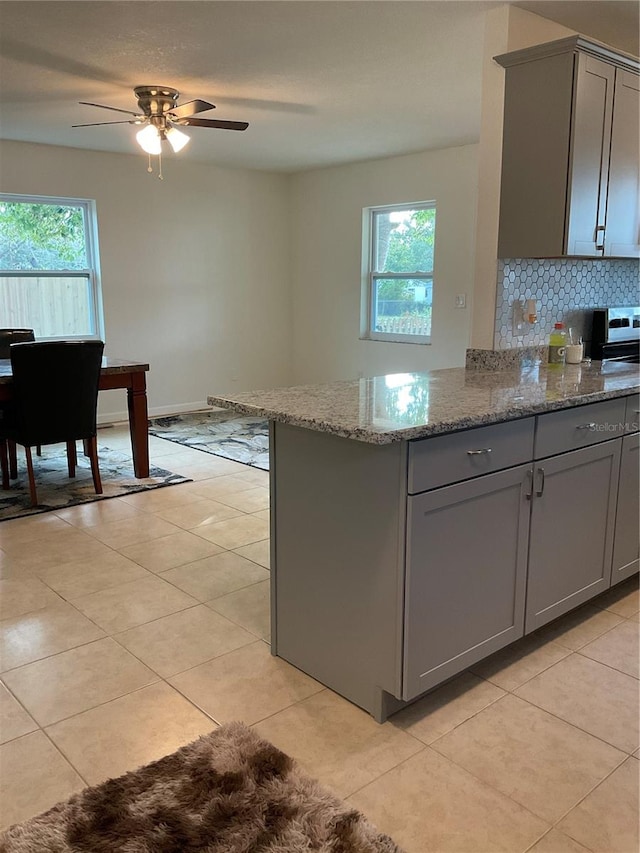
[[525, 441, 621, 632], [270, 395, 638, 722], [612, 433, 640, 582], [404, 465, 530, 700], [271, 422, 407, 717]]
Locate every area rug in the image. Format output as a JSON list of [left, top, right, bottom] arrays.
[[0, 722, 401, 852], [0, 442, 190, 523], [149, 411, 269, 471]]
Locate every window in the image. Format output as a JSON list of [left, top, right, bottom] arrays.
[[0, 194, 104, 339], [363, 202, 435, 343]]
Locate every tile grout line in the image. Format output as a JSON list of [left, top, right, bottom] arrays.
[[423, 689, 634, 831], [546, 752, 632, 830], [505, 680, 638, 756], [574, 646, 639, 680]]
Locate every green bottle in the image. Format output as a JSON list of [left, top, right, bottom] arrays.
[[548, 322, 567, 366]]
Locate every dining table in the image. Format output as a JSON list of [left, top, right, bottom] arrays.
[[0, 356, 150, 478]]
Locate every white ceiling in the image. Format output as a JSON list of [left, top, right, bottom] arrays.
[[0, 1, 637, 172]]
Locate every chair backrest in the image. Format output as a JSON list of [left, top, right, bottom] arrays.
[[8, 341, 105, 447], [0, 329, 35, 359]]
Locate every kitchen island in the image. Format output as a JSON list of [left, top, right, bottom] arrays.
[[209, 360, 639, 721]]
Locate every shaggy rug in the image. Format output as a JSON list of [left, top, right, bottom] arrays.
[[0, 722, 401, 853], [0, 441, 190, 523], [148, 411, 269, 471]]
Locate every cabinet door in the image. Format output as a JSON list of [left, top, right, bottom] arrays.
[[605, 69, 640, 257], [404, 464, 531, 701], [526, 440, 621, 632], [566, 54, 615, 256], [612, 433, 639, 582], [497, 51, 575, 258]]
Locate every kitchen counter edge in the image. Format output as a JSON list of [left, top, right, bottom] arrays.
[[207, 366, 640, 445]]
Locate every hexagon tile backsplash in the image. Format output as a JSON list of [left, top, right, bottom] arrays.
[[494, 258, 640, 350]]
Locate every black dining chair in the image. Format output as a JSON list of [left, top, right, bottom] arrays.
[[0, 340, 105, 506], [0, 329, 38, 475]]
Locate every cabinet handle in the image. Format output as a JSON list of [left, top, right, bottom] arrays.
[[467, 448, 492, 455], [535, 467, 545, 497], [595, 225, 605, 252], [525, 468, 533, 500], [576, 422, 597, 431]]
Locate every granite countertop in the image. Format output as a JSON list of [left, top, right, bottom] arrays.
[[208, 360, 640, 445]]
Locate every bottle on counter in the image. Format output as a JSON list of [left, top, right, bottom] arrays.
[[548, 322, 567, 366]]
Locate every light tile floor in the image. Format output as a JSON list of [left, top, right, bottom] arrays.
[[0, 425, 638, 851]]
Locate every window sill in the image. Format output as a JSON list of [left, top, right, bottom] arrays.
[[361, 333, 432, 345]]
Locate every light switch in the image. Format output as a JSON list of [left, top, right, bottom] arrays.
[[454, 294, 466, 308]]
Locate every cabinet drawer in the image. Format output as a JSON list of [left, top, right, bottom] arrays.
[[625, 394, 640, 433], [534, 398, 627, 459], [408, 418, 535, 494]]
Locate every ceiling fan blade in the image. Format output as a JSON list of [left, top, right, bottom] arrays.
[[169, 99, 216, 119], [72, 120, 138, 127], [177, 118, 249, 131], [79, 101, 141, 117]]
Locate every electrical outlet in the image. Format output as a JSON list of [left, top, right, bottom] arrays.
[[454, 294, 466, 308]]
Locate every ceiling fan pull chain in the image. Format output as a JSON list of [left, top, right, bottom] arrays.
[[147, 153, 153, 174], [158, 150, 163, 181]]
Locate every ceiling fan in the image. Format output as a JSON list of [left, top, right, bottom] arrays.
[[73, 85, 249, 176]]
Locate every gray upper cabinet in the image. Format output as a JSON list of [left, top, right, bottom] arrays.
[[495, 36, 640, 259], [567, 54, 614, 256], [607, 70, 640, 256]]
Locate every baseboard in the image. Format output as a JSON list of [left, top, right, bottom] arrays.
[[97, 401, 217, 426]]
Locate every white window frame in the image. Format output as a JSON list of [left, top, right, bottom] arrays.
[[0, 193, 105, 341], [361, 200, 435, 345]]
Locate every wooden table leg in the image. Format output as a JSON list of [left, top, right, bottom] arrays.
[[127, 372, 150, 478]]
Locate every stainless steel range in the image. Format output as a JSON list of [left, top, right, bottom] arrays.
[[591, 307, 640, 363]]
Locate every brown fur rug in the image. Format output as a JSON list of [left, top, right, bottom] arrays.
[[0, 722, 402, 852]]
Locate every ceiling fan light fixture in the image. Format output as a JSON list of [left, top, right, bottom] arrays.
[[136, 124, 162, 155], [166, 126, 190, 153], [75, 85, 248, 180]]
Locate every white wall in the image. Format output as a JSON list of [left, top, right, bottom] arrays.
[[289, 145, 478, 383], [1, 137, 480, 409], [0, 140, 293, 421]]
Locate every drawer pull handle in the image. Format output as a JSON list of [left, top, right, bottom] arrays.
[[467, 448, 492, 455], [576, 423, 597, 431], [535, 467, 545, 497]]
